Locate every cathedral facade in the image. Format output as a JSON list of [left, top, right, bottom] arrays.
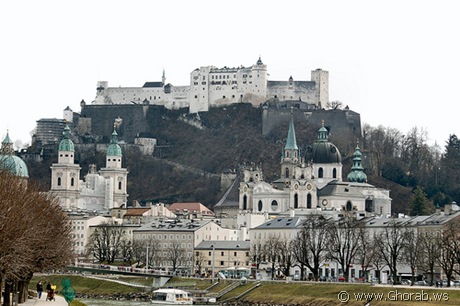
[[92, 57, 328, 113], [239, 112, 391, 219], [50, 124, 128, 212]]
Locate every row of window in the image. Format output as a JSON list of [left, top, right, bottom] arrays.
[[201, 251, 250, 257]]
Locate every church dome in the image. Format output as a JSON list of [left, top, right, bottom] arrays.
[[0, 155, 29, 177], [0, 131, 29, 178], [305, 122, 341, 164], [58, 125, 74, 151], [107, 128, 122, 156]]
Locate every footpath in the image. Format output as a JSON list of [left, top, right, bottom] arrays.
[[22, 295, 68, 306]]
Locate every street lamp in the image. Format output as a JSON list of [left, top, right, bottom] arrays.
[[211, 244, 215, 283]]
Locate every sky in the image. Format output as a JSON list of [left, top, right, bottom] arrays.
[[1, 0, 459, 150]]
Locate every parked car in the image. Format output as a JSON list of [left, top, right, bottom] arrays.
[[401, 279, 412, 285], [415, 280, 428, 286]]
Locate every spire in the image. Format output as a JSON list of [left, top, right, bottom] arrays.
[[107, 123, 122, 156], [58, 125, 75, 152], [283, 108, 299, 160], [347, 141, 367, 183], [256, 56, 263, 65], [317, 120, 329, 142], [1, 130, 14, 155], [162, 68, 166, 85]]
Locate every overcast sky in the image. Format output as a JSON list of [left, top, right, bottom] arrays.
[[1, 0, 458, 150]]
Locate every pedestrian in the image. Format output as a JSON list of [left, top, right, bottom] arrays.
[[36, 281, 43, 299]]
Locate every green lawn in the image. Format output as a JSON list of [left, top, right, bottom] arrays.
[[31, 275, 460, 305]]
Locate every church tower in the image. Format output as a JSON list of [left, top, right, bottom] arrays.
[[281, 108, 299, 179], [50, 125, 81, 210], [347, 143, 367, 183], [99, 124, 128, 209]]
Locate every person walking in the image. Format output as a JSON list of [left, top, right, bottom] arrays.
[[36, 281, 43, 299]]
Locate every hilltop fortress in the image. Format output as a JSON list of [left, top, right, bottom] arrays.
[[93, 57, 329, 113]]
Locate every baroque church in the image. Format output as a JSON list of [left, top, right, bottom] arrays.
[[237, 111, 391, 219], [50, 124, 128, 212]]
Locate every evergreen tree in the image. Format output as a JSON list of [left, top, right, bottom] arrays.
[[408, 186, 432, 216]]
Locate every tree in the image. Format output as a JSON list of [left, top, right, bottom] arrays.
[[325, 100, 344, 110], [326, 216, 361, 282], [262, 235, 282, 280], [374, 220, 407, 284], [401, 227, 421, 285], [417, 229, 441, 286], [356, 225, 376, 282], [277, 238, 293, 278], [0, 171, 74, 304], [87, 221, 124, 264], [164, 241, 186, 275], [408, 186, 433, 216], [438, 218, 460, 287], [291, 216, 329, 281]]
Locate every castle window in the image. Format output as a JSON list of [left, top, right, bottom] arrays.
[[258, 200, 263, 212], [318, 168, 324, 178], [223, 95, 226, 99], [307, 193, 312, 209], [294, 193, 298, 209], [232, 95, 235, 98], [285, 167, 289, 178], [118, 182, 122, 190], [333, 168, 337, 178], [195, 95, 198, 98], [57, 177, 61, 186], [243, 195, 247, 210]]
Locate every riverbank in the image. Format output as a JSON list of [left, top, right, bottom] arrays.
[[31, 275, 460, 306]]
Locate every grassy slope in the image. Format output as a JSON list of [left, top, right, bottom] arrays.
[[32, 275, 460, 306]]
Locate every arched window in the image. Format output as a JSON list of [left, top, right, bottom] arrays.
[[318, 168, 324, 178], [346, 201, 353, 211], [258, 200, 263, 212], [271, 200, 278, 211], [57, 177, 61, 186], [71, 177, 74, 187], [118, 181, 122, 190], [285, 167, 290, 178], [286, 151, 290, 158], [307, 194, 312, 209], [243, 195, 247, 210], [294, 193, 299, 209], [333, 168, 337, 178]]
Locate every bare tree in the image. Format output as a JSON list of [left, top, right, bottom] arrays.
[[277, 238, 293, 278], [356, 225, 376, 282], [165, 240, 186, 274], [291, 216, 329, 281], [87, 221, 124, 264], [374, 220, 407, 284], [0, 171, 74, 304], [438, 219, 459, 287], [262, 235, 282, 280], [401, 227, 421, 285], [417, 229, 441, 286], [326, 216, 361, 281]]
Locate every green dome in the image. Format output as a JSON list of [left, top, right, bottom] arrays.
[[107, 129, 122, 156], [0, 155, 29, 177], [58, 125, 75, 151], [305, 121, 341, 163]]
